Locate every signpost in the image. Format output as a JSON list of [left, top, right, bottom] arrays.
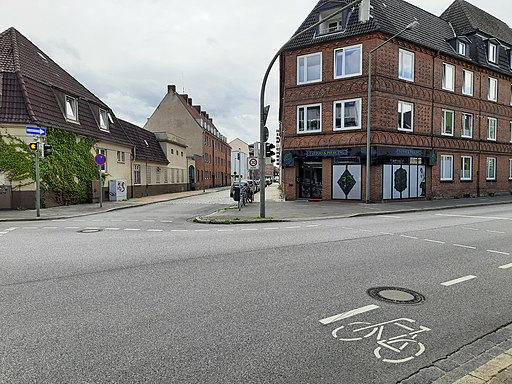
[[95, 154, 107, 208], [26, 127, 46, 217]]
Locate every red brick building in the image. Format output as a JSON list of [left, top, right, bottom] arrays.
[[279, 0, 512, 201]]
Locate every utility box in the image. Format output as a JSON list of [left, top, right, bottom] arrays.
[[109, 179, 127, 201]]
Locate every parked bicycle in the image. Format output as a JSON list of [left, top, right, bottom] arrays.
[[331, 318, 431, 364]]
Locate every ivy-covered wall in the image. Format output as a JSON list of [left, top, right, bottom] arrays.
[[0, 127, 98, 205]]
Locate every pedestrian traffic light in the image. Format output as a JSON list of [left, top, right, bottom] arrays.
[[29, 142, 38, 151], [42, 144, 52, 158], [265, 143, 275, 158], [248, 144, 255, 156]]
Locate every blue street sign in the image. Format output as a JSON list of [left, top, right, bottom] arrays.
[[26, 126, 47, 136]]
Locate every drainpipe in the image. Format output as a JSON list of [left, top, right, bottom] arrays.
[[430, 51, 440, 198]]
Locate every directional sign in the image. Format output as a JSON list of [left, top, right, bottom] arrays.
[[248, 157, 258, 170], [95, 154, 106, 165], [26, 126, 46, 136]]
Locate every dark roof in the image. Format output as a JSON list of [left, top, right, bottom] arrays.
[[284, 0, 512, 75], [441, 0, 512, 45], [0, 27, 131, 146], [118, 119, 168, 164], [285, 0, 455, 54]]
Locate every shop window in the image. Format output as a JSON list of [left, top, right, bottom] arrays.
[[398, 101, 413, 131], [486, 157, 496, 180], [440, 155, 453, 181], [297, 104, 322, 133], [461, 156, 472, 181], [297, 52, 322, 84], [334, 98, 361, 130]]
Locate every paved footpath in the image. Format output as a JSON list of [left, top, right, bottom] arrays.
[[1, 185, 512, 383]]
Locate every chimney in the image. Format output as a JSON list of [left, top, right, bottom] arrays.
[[168, 85, 176, 94], [181, 94, 189, 102], [193, 105, 201, 113], [208, 118, 213, 124], [187, 98, 193, 105]]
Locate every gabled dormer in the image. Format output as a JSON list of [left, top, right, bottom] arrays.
[[486, 38, 500, 65], [316, 6, 353, 36], [446, 36, 472, 58]]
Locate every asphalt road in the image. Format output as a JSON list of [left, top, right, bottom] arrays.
[[1, 191, 511, 383]]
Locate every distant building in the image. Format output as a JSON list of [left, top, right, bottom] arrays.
[[144, 85, 231, 190], [229, 138, 249, 181], [279, 0, 512, 201]]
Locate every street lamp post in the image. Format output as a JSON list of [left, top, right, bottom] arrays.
[[365, 20, 419, 203], [258, 0, 362, 218]]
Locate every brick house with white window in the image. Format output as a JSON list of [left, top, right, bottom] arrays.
[[279, 0, 512, 201]]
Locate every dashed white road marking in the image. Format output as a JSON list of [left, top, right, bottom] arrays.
[[264, 227, 278, 230], [143, 220, 155, 222], [342, 227, 354, 230], [453, 244, 476, 249], [285, 226, 301, 229], [43, 227, 58, 230], [360, 229, 372, 233], [0, 232, 7, 235], [111, 220, 122, 222], [319, 304, 380, 325], [51, 219, 67, 222], [217, 229, 234, 232], [171, 230, 188, 232], [461, 227, 479, 231], [127, 220, 139, 222], [105, 228, 120, 231], [424, 239, 445, 244], [499, 263, 512, 269], [161, 220, 173, 223], [400, 235, 418, 239], [385, 216, 402, 219], [65, 226, 80, 229], [380, 232, 394, 235], [241, 228, 258, 231], [6, 227, 18, 231], [194, 230, 210, 232], [306, 224, 320, 228], [487, 230, 506, 234], [486, 250, 510, 256], [22, 227, 37, 230], [441, 275, 477, 286], [147, 229, 163, 232], [124, 228, 141, 231]]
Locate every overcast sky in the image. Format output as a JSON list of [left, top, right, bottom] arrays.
[[2, 0, 511, 145]]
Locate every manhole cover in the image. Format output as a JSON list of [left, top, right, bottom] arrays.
[[78, 228, 102, 233], [367, 287, 425, 305]]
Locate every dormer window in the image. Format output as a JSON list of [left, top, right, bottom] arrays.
[[65, 95, 78, 122], [457, 41, 466, 56], [488, 41, 498, 64], [317, 8, 350, 35], [99, 109, 109, 131]]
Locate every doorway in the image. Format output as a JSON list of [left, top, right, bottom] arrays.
[[299, 161, 322, 199]]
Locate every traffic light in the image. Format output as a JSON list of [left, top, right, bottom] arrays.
[[248, 144, 255, 156], [42, 144, 52, 158], [265, 143, 275, 158], [29, 142, 38, 151]]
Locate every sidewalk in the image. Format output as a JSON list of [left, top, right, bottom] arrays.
[[1, 185, 512, 383]]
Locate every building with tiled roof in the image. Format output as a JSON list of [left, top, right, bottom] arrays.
[[279, 0, 512, 202], [144, 85, 231, 190], [0, 27, 190, 209]]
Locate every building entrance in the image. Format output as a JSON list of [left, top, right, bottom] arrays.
[[299, 161, 322, 199]]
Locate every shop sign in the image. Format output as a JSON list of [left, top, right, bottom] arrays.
[[305, 149, 350, 157]]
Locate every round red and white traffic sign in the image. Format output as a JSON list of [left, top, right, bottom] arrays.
[[248, 157, 258, 168]]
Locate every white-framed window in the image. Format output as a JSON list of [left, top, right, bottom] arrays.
[[488, 77, 498, 101], [116, 151, 125, 163], [510, 121, 512, 142], [442, 63, 455, 91], [333, 98, 362, 130], [99, 108, 109, 131], [297, 104, 322, 133], [442, 109, 454, 136], [440, 155, 454, 181], [487, 117, 497, 141], [461, 113, 473, 138], [398, 49, 415, 81], [133, 164, 141, 185], [509, 159, 512, 180], [458, 41, 466, 56], [462, 70, 473, 96], [486, 157, 496, 180], [297, 52, 322, 84], [96, 148, 107, 172], [65, 95, 78, 122], [461, 156, 472, 181], [334, 44, 362, 78], [398, 101, 414, 131], [488, 42, 498, 63]]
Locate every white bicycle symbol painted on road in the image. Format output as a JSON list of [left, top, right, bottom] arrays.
[[332, 318, 431, 364]]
